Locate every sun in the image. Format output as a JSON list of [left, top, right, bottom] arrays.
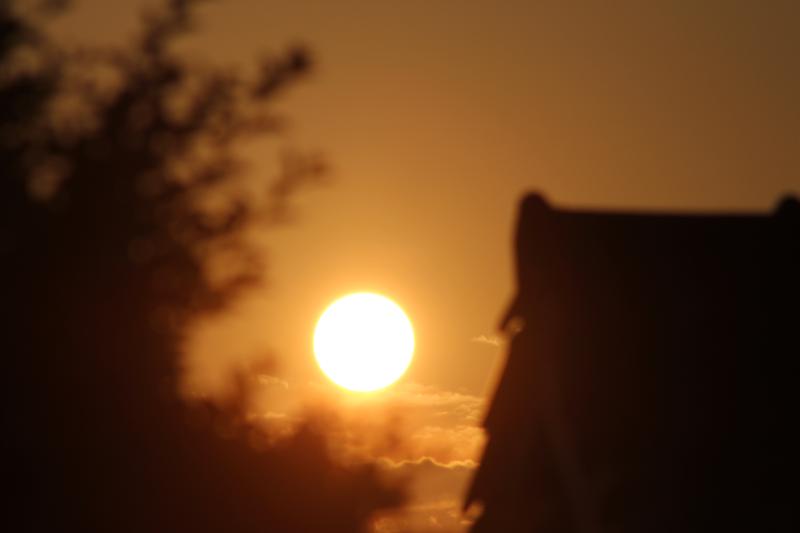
[[313, 292, 415, 392]]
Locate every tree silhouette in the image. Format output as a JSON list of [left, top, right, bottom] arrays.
[[1, 1, 403, 531]]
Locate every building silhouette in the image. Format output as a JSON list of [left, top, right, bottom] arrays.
[[467, 193, 799, 533]]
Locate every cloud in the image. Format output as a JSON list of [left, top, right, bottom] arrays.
[[373, 457, 479, 533], [364, 386, 487, 532], [301, 407, 486, 467], [470, 334, 502, 347], [362, 383, 486, 464], [385, 382, 485, 423], [378, 456, 478, 471], [245, 381, 489, 532], [248, 410, 299, 443], [257, 374, 289, 389], [397, 424, 485, 465], [245, 381, 486, 463]]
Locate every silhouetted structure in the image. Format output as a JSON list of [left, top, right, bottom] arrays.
[[467, 193, 799, 533]]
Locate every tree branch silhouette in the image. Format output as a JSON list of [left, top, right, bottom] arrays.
[[1, 1, 403, 531]]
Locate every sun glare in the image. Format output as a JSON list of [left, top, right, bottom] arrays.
[[313, 292, 415, 392]]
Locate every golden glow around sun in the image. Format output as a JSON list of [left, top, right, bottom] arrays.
[[313, 292, 415, 392]]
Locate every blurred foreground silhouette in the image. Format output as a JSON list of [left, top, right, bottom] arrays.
[[468, 193, 798, 532], [1, 1, 402, 531]]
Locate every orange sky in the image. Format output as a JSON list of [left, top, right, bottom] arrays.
[[49, 1, 799, 530]]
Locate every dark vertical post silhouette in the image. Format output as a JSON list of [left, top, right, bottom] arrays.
[[467, 192, 799, 533]]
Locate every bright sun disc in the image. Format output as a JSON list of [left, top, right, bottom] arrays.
[[313, 292, 415, 392]]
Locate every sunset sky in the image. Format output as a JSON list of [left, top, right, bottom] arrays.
[[48, 1, 799, 530]]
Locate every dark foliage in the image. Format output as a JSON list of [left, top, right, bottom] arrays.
[[1, 1, 402, 531]]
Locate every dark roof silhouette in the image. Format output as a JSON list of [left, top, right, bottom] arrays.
[[466, 193, 799, 533]]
